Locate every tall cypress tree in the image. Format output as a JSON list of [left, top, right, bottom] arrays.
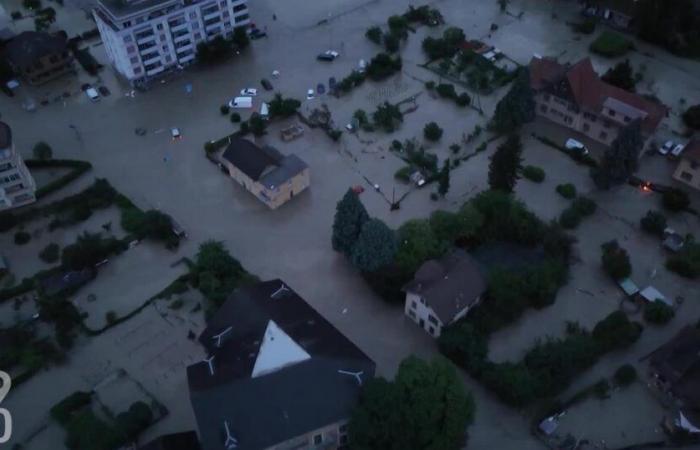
[[491, 69, 535, 134], [332, 189, 370, 255], [488, 134, 523, 193], [438, 158, 451, 197], [591, 120, 643, 189]]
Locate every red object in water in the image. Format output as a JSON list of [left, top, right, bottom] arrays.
[[352, 185, 365, 194]]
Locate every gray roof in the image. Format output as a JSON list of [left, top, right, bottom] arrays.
[[187, 280, 375, 450], [4, 31, 68, 69], [97, 0, 177, 19], [0, 121, 11, 149], [259, 154, 308, 189], [402, 249, 486, 324], [222, 138, 307, 187]]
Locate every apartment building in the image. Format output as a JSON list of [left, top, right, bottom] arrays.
[[530, 57, 668, 147], [187, 280, 375, 450], [4, 31, 74, 85], [0, 121, 36, 211], [93, 0, 250, 85]]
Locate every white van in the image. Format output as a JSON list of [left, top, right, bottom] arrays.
[[565, 138, 589, 155], [86, 87, 100, 102], [259, 102, 269, 119], [228, 96, 252, 108]]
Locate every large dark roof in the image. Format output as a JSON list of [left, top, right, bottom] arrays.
[[649, 326, 700, 385], [187, 280, 375, 450], [4, 31, 68, 69], [402, 249, 486, 324], [139, 431, 201, 450], [0, 121, 11, 150], [221, 138, 307, 187]]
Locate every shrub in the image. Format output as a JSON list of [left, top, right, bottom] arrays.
[[366, 53, 402, 81], [423, 122, 443, 141], [640, 210, 667, 236], [33, 141, 53, 160], [590, 31, 633, 57], [220, 104, 230, 115], [559, 208, 581, 229], [391, 139, 403, 150], [50, 391, 93, 425], [662, 188, 690, 212], [383, 32, 399, 52], [39, 243, 60, 263], [522, 165, 545, 183], [169, 299, 184, 310], [105, 311, 117, 324], [436, 83, 456, 99], [592, 310, 643, 352], [425, 80, 435, 90], [248, 114, 267, 136], [365, 26, 383, 44], [572, 197, 597, 216], [614, 364, 637, 386], [449, 143, 460, 154], [666, 242, 700, 279], [556, 183, 577, 199], [230, 112, 241, 123], [14, 231, 31, 245], [455, 92, 471, 107], [239, 121, 250, 134], [682, 104, 700, 130], [394, 166, 413, 182], [601, 240, 631, 280], [327, 128, 342, 141], [644, 300, 674, 325]]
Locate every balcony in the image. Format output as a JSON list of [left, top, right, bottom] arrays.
[[176, 43, 193, 53], [178, 53, 195, 64], [142, 53, 161, 65], [169, 21, 188, 33], [174, 33, 191, 43], [146, 65, 165, 76], [136, 33, 156, 45], [203, 11, 220, 21]]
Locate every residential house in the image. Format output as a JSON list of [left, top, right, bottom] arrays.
[[0, 121, 36, 211], [93, 0, 250, 85], [673, 138, 700, 191], [530, 56, 668, 147], [187, 279, 375, 450], [220, 137, 309, 209], [4, 31, 73, 85], [582, 0, 638, 30], [648, 326, 700, 435], [402, 249, 486, 338]]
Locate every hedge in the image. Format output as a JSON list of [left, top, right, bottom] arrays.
[[50, 391, 93, 425], [25, 159, 92, 199], [522, 165, 545, 183]]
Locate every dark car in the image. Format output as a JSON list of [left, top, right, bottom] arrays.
[[250, 29, 267, 40], [317, 50, 339, 62], [98, 86, 111, 97], [261, 78, 273, 91]]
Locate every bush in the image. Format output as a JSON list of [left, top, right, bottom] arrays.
[[33, 141, 53, 160], [50, 391, 93, 425], [572, 197, 597, 216], [423, 122, 443, 141], [327, 128, 342, 141], [601, 240, 631, 280], [366, 53, 402, 81], [425, 80, 435, 90], [590, 31, 633, 57], [644, 300, 674, 324], [220, 104, 230, 115], [383, 32, 399, 52], [249, 114, 267, 136], [592, 310, 642, 352], [436, 83, 456, 99], [27, 159, 92, 199], [14, 231, 30, 245], [682, 104, 700, 130], [614, 364, 637, 386], [666, 242, 700, 279], [391, 139, 402, 150], [640, 210, 667, 236], [455, 92, 471, 107], [268, 94, 301, 118], [522, 165, 545, 183], [372, 102, 403, 132], [366, 26, 382, 44], [394, 166, 413, 182], [662, 188, 690, 212], [0, 212, 18, 232], [556, 183, 577, 199], [450, 143, 460, 154], [39, 243, 60, 263], [230, 112, 241, 123], [559, 208, 581, 229], [105, 310, 117, 324]]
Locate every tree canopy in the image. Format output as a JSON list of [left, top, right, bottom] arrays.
[[351, 219, 397, 272], [332, 189, 370, 255], [591, 120, 643, 189], [490, 69, 535, 134], [349, 356, 475, 450], [601, 59, 636, 92], [488, 134, 523, 193], [395, 219, 446, 273]]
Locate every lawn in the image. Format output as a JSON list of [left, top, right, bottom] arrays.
[[590, 31, 633, 57]]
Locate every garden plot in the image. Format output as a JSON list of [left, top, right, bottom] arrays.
[[74, 244, 188, 330]]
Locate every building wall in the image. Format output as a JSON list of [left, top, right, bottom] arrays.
[[267, 419, 349, 450], [404, 292, 445, 338], [222, 161, 310, 209], [673, 158, 700, 191], [13, 51, 73, 85], [94, 0, 250, 84], [0, 144, 36, 211]]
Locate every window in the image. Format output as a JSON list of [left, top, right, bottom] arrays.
[[599, 131, 608, 140], [540, 105, 548, 114], [608, 109, 616, 117], [192, 21, 200, 29], [222, 10, 229, 17], [130, 56, 139, 63], [123, 35, 133, 42], [681, 172, 693, 182], [235, 13, 249, 21], [0, 163, 12, 172], [165, 55, 172, 62], [190, 12, 197, 18], [411, 301, 417, 309], [428, 315, 438, 325], [313, 434, 322, 445], [583, 122, 590, 132], [195, 32, 202, 40], [409, 310, 416, 319], [127, 45, 136, 53], [224, 21, 231, 28], [220, 0, 226, 5], [134, 67, 142, 74], [623, 116, 631, 123], [564, 115, 573, 124], [428, 326, 435, 335], [123, 20, 132, 27], [157, 23, 163, 30], [419, 297, 426, 305], [160, 34, 167, 41], [233, 3, 246, 12]]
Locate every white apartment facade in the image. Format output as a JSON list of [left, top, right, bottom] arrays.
[[0, 122, 36, 211], [93, 0, 250, 85]]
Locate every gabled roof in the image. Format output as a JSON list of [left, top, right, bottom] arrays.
[[402, 249, 486, 324], [221, 138, 307, 187], [529, 57, 668, 134], [187, 280, 375, 450], [4, 31, 68, 69], [649, 326, 700, 385]]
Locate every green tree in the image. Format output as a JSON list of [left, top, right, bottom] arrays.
[[33, 141, 52, 160], [488, 134, 523, 193], [682, 104, 700, 130], [395, 219, 445, 273], [601, 59, 636, 92], [351, 219, 397, 272], [383, 32, 400, 53], [437, 158, 450, 196], [662, 187, 690, 212], [332, 189, 370, 255], [591, 120, 643, 189], [497, 0, 509, 12], [423, 122, 443, 141], [387, 15, 409, 37], [644, 300, 675, 324], [39, 243, 60, 263], [592, 310, 643, 352], [248, 114, 267, 136], [366, 53, 402, 81], [268, 94, 301, 118], [61, 232, 126, 270], [428, 205, 483, 244], [438, 322, 489, 374], [640, 210, 667, 236], [365, 26, 383, 45], [372, 102, 403, 132], [601, 240, 632, 280], [232, 26, 250, 50], [614, 364, 638, 386], [349, 356, 475, 450], [491, 69, 535, 134]]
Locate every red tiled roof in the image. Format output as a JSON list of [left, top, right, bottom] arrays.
[[529, 57, 669, 134]]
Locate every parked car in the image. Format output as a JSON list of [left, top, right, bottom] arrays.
[[240, 88, 257, 96], [564, 138, 589, 155], [261, 78, 273, 91], [659, 140, 674, 156], [317, 50, 340, 61], [228, 96, 253, 108], [249, 28, 267, 40], [306, 89, 315, 100], [85, 87, 100, 101], [316, 83, 325, 95], [358, 59, 367, 74], [171, 127, 182, 140], [670, 143, 686, 159]]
